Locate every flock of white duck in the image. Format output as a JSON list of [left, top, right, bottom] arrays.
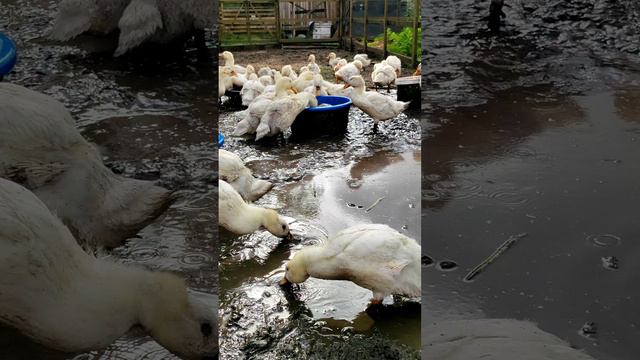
[[218, 50, 421, 306], [48, 0, 214, 56], [0, 83, 217, 358], [219, 148, 421, 305], [218, 51, 598, 359], [219, 50, 415, 137]]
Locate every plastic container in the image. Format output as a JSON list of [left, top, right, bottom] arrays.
[[396, 76, 421, 110], [223, 87, 245, 109], [218, 133, 224, 148], [0, 32, 17, 79], [291, 95, 352, 137]]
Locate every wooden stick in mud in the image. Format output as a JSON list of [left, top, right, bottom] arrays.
[[464, 233, 527, 282], [365, 196, 385, 212]]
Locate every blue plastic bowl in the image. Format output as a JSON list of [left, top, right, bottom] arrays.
[[292, 95, 352, 137], [305, 95, 352, 111], [0, 32, 17, 78], [218, 133, 224, 148]]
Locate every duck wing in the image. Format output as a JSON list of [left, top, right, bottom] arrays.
[[115, 0, 163, 56], [48, 0, 94, 41]]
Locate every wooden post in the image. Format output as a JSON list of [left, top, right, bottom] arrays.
[[349, 0, 353, 51], [383, 0, 388, 58], [338, 0, 342, 41], [245, 0, 251, 44], [275, 0, 281, 44], [411, 0, 419, 68], [363, 0, 368, 53]]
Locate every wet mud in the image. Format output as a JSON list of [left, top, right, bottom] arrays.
[[424, 1, 640, 359], [219, 76, 421, 358], [1, 1, 217, 358]]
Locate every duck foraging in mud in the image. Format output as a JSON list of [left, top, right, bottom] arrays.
[[0, 178, 218, 359], [218, 179, 293, 240], [0, 83, 173, 249], [280, 224, 420, 306], [219, 149, 273, 202]]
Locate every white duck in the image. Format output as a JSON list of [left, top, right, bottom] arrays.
[[219, 66, 235, 98], [292, 71, 316, 93], [414, 63, 422, 76], [219, 180, 292, 238], [333, 58, 347, 72], [425, 319, 597, 360], [371, 60, 397, 92], [281, 65, 298, 80], [322, 79, 353, 97], [233, 77, 296, 136], [353, 53, 371, 67], [220, 51, 246, 74], [240, 73, 265, 106], [327, 52, 342, 67], [257, 66, 273, 78], [303, 74, 328, 96], [0, 178, 218, 358], [231, 64, 254, 88], [344, 75, 410, 129], [306, 54, 321, 74], [335, 60, 363, 83], [50, 0, 215, 57], [219, 149, 272, 202], [255, 92, 318, 141], [280, 224, 420, 305], [385, 55, 402, 76], [0, 83, 172, 249]]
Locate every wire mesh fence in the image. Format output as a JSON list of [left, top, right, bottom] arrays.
[[219, 0, 420, 66]]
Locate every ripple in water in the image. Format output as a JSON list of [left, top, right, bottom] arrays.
[[431, 178, 483, 200], [488, 189, 529, 206], [129, 247, 160, 262], [179, 252, 214, 266], [587, 234, 622, 248]]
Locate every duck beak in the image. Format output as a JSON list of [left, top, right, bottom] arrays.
[[279, 276, 290, 286], [291, 87, 298, 94], [285, 232, 294, 241], [343, 83, 351, 89]]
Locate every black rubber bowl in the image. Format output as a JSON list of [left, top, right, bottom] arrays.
[[396, 76, 421, 110], [223, 87, 245, 110], [291, 95, 352, 138]]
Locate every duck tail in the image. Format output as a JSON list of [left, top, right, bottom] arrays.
[[255, 121, 269, 141], [99, 176, 174, 246], [114, 0, 163, 56], [232, 118, 250, 136], [247, 178, 273, 202], [48, 0, 94, 41]]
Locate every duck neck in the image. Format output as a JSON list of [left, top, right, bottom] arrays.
[[37, 259, 151, 351], [353, 85, 366, 95], [229, 203, 271, 233], [302, 246, 343, 280]]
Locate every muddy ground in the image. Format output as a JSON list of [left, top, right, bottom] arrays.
[[424, 1, 640, 359], [1, 0, 217, 359]]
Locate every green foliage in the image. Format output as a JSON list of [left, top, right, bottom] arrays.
[[371, 27, 421, 57]]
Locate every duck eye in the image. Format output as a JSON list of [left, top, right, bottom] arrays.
[[200, 322, 212, 337], [285, 265, 289, 271], [282, 224, 287, 230]]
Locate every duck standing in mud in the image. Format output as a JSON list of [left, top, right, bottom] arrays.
[[0, 83, 173, 249], [218, 179, 293, 239], [280, 224, 420, 306], [49, 0, 215, 56], [0, 178, 218, 359]]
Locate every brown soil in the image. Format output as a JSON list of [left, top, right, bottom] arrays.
[[222, 48, 416, 89]]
